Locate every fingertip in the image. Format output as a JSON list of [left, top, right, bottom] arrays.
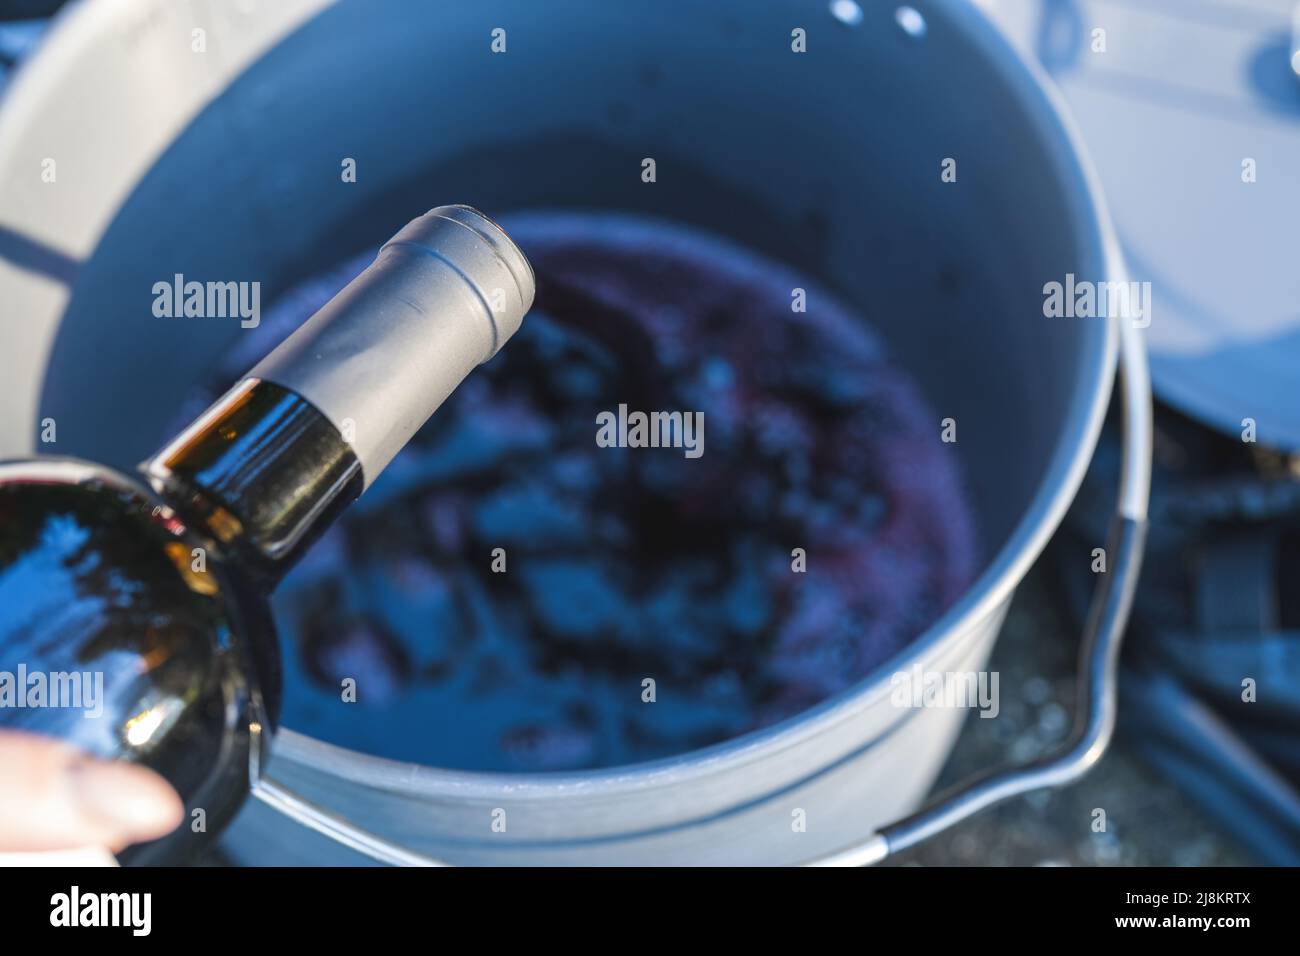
[[0, 731, 184, 854], [69, 757, 185, 848]]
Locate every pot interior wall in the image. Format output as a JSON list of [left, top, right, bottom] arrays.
[[41, 0, 1099, 583]]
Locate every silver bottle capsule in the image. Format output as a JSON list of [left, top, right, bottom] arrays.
[[247, 205, 535, 487]]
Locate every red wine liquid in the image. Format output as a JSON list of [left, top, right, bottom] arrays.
[[173, 211, 978, 772]]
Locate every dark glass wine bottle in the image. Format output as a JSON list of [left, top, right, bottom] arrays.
[[0, 205, 533, 863]]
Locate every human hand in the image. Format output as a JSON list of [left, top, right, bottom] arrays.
[[0, 729, 183, 855]]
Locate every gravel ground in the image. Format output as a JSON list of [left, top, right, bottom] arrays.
[[887, 565, 1252, 867]]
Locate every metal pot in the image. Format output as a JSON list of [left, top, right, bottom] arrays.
[[0, 0, 1150, 864]]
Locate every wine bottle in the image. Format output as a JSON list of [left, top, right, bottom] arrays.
[[0, 205, 533, 863]]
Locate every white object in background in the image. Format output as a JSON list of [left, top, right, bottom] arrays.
[[1292, 2, 1300, 78], [979, 0, 1300, 451]]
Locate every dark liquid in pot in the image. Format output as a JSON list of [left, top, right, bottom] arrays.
[[173, 211, 978, 771]]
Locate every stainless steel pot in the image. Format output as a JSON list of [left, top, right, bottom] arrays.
[[0, 0, 1150, 865]]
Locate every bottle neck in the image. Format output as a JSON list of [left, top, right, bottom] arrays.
[[141, 378, 363, 588]]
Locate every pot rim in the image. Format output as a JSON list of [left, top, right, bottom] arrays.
[[270, 0, 1123, 798], [0, 0, 1125, 802]]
